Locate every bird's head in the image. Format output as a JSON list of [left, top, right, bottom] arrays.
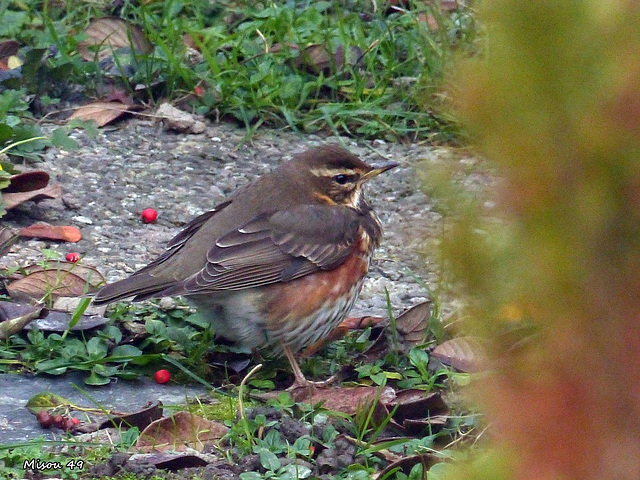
[[294, 145, 397, 209]]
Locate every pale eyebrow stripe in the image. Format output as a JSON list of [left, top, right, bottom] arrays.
[[310, 168, 357, 177]]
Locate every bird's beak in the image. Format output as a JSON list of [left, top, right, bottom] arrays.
[[360, 162, 398, 182]]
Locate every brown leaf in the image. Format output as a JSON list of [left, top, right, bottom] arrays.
[[68, 101, 131, 127], [0, 40, 20, 60], [0, 227, 19, 257], [382, 390, 450, 435], [135, 411, 228, 452], [0, 303, 45, 340], [386, 390, 449, 421], [0, 302, 44, 322], [79, 17, 152, 62], [5, 170, 49, 193], [7, 264, 103, 302], [341, 315, 386, 330], [23, 262, 104, 288], [19, 223, 82, 242], [395, 301, 433, 350], [289, 386, 396, 416], [3, 184, 62, 210], [431, 337, 487, 372], [295, 44, 363, 75], [99, 401, 164, 431]]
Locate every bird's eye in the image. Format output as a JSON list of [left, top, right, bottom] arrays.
[[334, 174, 349, 184]]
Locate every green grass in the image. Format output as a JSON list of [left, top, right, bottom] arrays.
[[0, 1, 478, 215], [1, 0, 478, 142]]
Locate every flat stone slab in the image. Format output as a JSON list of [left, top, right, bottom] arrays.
[[0, 372, 204, 444]]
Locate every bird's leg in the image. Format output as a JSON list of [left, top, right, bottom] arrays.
[[282, 343, 339, 391]]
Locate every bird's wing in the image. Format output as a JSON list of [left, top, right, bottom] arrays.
[[93, 201, 232, 304], [161, 204, 361, 295], [135, 200, 233, 274]]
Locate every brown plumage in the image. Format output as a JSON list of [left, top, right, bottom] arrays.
[[94, 144, 396, 388]]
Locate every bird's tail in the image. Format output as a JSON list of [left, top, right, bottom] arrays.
[[92, 273, 174, 305]]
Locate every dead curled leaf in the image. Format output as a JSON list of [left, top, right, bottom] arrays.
[[68, 101, 132, 127], [100, 401, 164, 431], [19, 223, 82, 242], [6, 262, 104, 302], [0, 40, 20, 61], [4, 171, 50, 193], [22, 263, 104, 287], [135, 411, 228, 453], [0, 227, 18, 257], [0, 303, 45, 340], [395, 301, 433, 351], [431, 336, 487, 372], [73, 401, 164, 434], [3, 184, 62, 210], [78, 17, 152, 62], [270, 42, 364, 75], [288, 385, 396, 416]]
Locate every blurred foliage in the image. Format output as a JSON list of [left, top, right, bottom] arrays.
[[437, 1, 640, 479]]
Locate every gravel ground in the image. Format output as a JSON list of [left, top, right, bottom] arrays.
[[1, 118, 480, 318]]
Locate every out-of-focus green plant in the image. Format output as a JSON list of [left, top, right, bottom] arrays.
[[437, 1, 640, 479]]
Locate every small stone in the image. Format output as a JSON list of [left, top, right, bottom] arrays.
[[73, 215, 93, 225], [158, 297, 176, 310]]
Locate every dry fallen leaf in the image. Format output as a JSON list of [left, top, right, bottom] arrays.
[[68, 101, 131, 127], [23, 262, 104, 287], [100, 401, 164, 431], [0, 303, 45, 340], [431, 336, 487, 372], [271, 42, 363, 75], [19, 223, 82, 242], [395, 301, 433, 351], [135, 411, 228, 453], [5, 171, 50, 193], [79, 17, 152, 62], [74, 402, 163, 434], [0, 227, 18, 257], [0, 40, 20, 61], [288, 385, 396, 415], [3, 184, 62, 210], [7, 262, 104, 302]]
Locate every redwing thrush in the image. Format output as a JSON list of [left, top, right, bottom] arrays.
[[93, 145, 396, 388]]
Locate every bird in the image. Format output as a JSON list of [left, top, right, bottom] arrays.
[[93, 144, 396, 389]]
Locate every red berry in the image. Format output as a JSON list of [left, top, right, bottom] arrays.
[[52, 415, 66, 429], [66, 252, 81, 263], [154, 369, 171, 384], [71, 417, 80, 425], [141, 208, 158, 224], [194, 86, 205, 96], [36, 411, 52, 429]]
